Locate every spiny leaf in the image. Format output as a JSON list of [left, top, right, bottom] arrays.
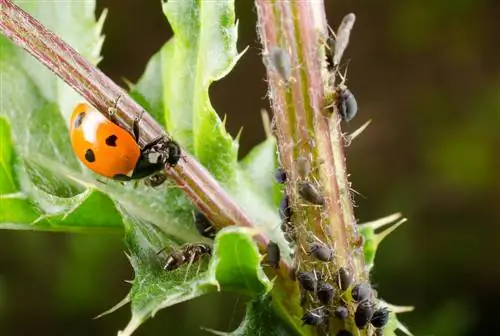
[[358, 213, 406, 270], [120, 226, 271, 336], [203, 295, 300, 336], [162, 0, 243, 183]]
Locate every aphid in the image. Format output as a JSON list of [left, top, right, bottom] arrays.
[[298, 181, 325, 205], [269, 47, 292, 84], [332, 13, 356, 67], [194, 211, 216, 239], [309, 242, 333, 262], [334, 305, 349, 319], [301, 309, 325, 326], [336, 87, 358, 122], [264, 241, 281, 268], [371, 307, 390, 328], [275, 167, 287, 184], [337, 267, 353, 291], [351, 283, 372, 302], [163, 243, 212, 271], [336, 330, 353, 336], [144, 171, 167, 188], [355, 300, 374, 329], [316, 281, 335, 305], [279, 195, 292, 222], [297, 271, 317, 292], [296, 156, 310, 179], [69, 102, 181, 184]]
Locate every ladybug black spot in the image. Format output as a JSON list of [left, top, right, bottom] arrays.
[[84, 148, 95, 163], [105, 134, 118, 147], [73, 112, 86, 128]]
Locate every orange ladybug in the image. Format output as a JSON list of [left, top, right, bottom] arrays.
[[69, 102, 180, 182]]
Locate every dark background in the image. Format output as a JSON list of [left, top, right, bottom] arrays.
[[1, 0, 499, 335]]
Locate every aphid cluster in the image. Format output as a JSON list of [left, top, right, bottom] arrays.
[[295, 264, 389, 333]]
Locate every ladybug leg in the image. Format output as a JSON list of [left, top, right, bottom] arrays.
[[132, 110, 145, 142], [107, 95, 122, 122]]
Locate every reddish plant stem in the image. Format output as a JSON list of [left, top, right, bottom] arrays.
[[0, 0, 274, 255], [256, 0, 368, 333]]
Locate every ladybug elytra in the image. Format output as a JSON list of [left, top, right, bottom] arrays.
[[69, 102, 180, 183]]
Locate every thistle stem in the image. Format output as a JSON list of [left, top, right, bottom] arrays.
[[256, 0, 368, 334], [0, 0, 273, 258]]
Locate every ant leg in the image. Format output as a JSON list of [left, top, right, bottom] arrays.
[[132, 110, 145, 143], [183, 253, 196, 282]]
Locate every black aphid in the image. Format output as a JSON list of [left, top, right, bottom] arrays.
[[334, 305, 349, 319], [316, 281, 335, 305], [336, 330, 353, 336], [297, 271, 317, 292], [336, 87, 358, 122], [337, 267, 352, 291], [275, 167, 287, 184], [265, 241, 280, 268], [371, 307, 390, 328], [309, 242, 333, 261], [351, 283, 372, 302], [194, 211, 216, 239], [298, 181, 325, 205], [301, 309, 325, 326], [279, 195, 292, 222], [355, 300, 374, 329]]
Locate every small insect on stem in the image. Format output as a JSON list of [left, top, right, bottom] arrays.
[[371, 307, 390, 328], [308, 242, 333, 262], [275, 167, 287, 184], [337, 267, 353, 291], [301, 308, 327, 326], [194, 211, 217, 239], [264, 241, 281, 269], [297, 271, 317, 292], [351, 283, 372, 302], [268, 47, 293, 84], [298, 181, 325, 206], [334, 305, 349, 319], [355, 300, 374, 329], [332, 13, 356, 67], [336, 86, 358, 122], [316, 281, 335, 305]]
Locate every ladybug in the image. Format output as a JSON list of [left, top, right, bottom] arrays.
[[69, 102, 181, 182]]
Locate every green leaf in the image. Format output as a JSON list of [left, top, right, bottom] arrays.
[[203, 295, 299, 336], [161, 0, 243, 184], [119, 226, 271, 336]]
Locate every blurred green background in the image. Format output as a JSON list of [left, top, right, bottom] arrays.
[[1, 0, 499, 335]]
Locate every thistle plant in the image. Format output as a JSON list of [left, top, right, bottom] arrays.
[[0, 0, 412, 335]]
